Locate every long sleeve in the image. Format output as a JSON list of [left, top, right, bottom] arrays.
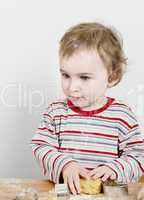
[[31, 104, 76, 183], [105, 112, 144, 183]]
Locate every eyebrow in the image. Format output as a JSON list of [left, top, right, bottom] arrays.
[[59, 68, 93, 76]]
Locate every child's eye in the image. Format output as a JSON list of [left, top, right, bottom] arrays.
[[80, 76, 90, 80], [62, 73, 70, 79]]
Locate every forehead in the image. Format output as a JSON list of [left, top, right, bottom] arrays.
[[59, 49, 106, 74]]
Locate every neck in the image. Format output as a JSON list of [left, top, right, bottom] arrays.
[[82, 96, 107, 111]]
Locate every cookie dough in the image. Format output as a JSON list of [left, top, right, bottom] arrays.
[[80, 178, 102, 195]]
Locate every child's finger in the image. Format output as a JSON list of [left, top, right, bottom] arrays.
[[91, 170, 105, 179], [80, 168, 90, 174], [67, 176, 77, 195], [101, 173, 110, 182], [79, 169, 90, 179], [63, 175, 68, 185], [88, 169, 97, 177], [92, 173, 102, 180], [73, 173, 80, 194], [110, 172, 116, 180]]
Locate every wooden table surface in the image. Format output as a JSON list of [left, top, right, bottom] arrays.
[[0, 178, 54, 200], [0, 178, 144, 200]]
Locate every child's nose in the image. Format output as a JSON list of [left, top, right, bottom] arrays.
[[69, 80, 81, 92]]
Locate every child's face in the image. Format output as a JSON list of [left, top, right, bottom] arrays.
[[59, 49, 109, 110]]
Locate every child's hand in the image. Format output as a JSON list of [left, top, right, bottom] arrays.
[[62, 161, 90, 195], [88, 165, 116, 182]]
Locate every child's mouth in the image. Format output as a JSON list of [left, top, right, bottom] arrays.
[[69, 96, 82, 102]]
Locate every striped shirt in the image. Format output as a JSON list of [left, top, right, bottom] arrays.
[[31, 97, 144, 183]]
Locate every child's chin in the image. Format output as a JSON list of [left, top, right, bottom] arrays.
[[73, 101, 89, 109], [69, 97, 90, 109]]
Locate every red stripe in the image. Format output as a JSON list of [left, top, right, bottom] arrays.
[[60, 147, 117, 156], [42, 149, 52, 175], [32, 139, 48, 143], [127, 141, 144, 145], [115, 159, 124, 170], [52, 154, 63, 180], [67, 97, 114, 115], [112, 103, 128, 107], [33, 145, 41, 156], [53, 154, 63, 170], [126, 156, 135, 178], [128, 155, 144, 173], [51, 101, 126, 107], [95, 116, 138, 129], [32, 139, 58, 149], [54, 114, 138, 129], [43, 113, 52, 118], [61, 130, 118, 138], [37, 133, 48, 137], [51, 102, 66, 105], [38, 127, 53, 132]]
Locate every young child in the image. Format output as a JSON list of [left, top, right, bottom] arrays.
[[31, 22, 144, 195]]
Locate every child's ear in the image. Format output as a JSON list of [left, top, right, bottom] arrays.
[[107, 74, 113, 88], [107, 80, 118, 88], [107, 72, 118, 88], [107, 81, 114, 88]]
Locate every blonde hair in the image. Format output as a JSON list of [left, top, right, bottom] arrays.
[[59, 22, 127, 87]]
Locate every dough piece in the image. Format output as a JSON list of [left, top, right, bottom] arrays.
[[80, 178, 102, 195]]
